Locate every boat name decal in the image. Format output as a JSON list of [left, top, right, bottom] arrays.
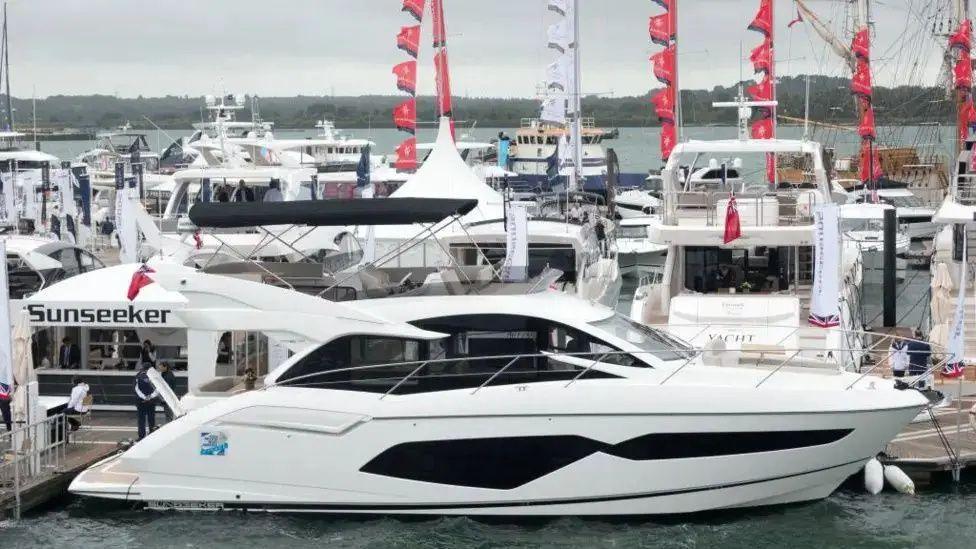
[[707, 333, 756, 343], [26, 304, 173, 325]]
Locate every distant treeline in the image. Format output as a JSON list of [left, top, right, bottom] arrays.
[[4, 75, 958, 131]]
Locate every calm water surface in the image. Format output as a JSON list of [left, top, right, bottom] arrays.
[[3, 481, 975, 548]]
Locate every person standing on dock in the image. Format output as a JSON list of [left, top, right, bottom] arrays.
[[0, 382, 11, 431], [134, 363, 159, 440], [906, 329, 933, 390]]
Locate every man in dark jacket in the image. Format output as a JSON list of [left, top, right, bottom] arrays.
[[58, 336, 81, 369], [134, 363, 158, 439]]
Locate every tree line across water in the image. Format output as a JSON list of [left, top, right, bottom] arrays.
[[7, 75, 958, 132]]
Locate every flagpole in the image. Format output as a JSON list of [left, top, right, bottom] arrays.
[[571, 0, 583, 192]]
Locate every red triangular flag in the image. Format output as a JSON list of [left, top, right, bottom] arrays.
[[749, 38, 773, 75], [747, 0, 772, 36], [955, 55, 973, 90], [851, 60, 873, 98], [127, 264, 155, 301], [651, 45, 676, 86], [397, 25, 421, 58], [395, 137, 418, 172], [393, 98, 417, 134], [747, 76, 773, 101], [401, 0, 426, 22], [393, 61, 418, 95], [651, 87, 675, 123], [648, 13, 674, 47], [858, 104, 877, 141], [723, 193, 741, 244], [851, 28, 870, 60], [660, 120, 677, 162], [950, 20, 972, 53]]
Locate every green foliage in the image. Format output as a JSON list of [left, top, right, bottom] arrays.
[[6, 75, 955, 131]]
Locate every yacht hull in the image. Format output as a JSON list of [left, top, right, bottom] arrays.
[[71, 395, 922, 516]]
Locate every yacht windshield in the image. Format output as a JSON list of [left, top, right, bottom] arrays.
[[590, 315, 695, 361], [882, 195, 923, 208], [618, 225, 649, 239]]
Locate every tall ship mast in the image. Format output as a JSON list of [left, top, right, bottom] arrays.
[[791, 0, 950, 209]]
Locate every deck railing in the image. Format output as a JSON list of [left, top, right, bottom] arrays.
[[664, 190, 818, 227], [0, 414, 69, 520], [270, 324, 949, 398]]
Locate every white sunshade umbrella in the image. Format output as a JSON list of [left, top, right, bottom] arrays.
[[11, 311, 35, 425], [930, 262, 954, 326]]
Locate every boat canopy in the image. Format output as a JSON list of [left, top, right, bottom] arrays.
[[188, 198, 479, 228]]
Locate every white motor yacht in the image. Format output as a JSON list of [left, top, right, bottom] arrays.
[[839, 203, 910, 281], [615, 216, 668, 278], [630, 137, 867, 363], [64, 262, 928, 515]]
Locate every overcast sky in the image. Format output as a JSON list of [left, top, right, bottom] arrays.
[[5, 0, 950, 99]]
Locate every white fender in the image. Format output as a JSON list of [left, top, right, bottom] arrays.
[[883, 465, 915, 495], [864, 458, 883, 495]]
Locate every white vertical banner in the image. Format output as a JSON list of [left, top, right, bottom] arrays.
[[54, 169, 76, 216], [1, 171, 15, 225], [267, 336, 291, 372], [0, 240, 13, 399], [808, 203, 841, 327], [501, 202, 529, 282], [21, 169, 39, 221], [363, 225, 377, 264], [945, 232, 968, 375], [115, 179, 139, 263]]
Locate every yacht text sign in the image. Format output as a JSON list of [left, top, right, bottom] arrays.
[[26, 304, 179, 328]]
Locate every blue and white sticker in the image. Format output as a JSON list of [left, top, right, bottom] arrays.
[[200, 432, 228, 456]]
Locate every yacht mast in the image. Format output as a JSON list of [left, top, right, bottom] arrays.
[[2, 2, 12, 130], [570, 0, 582, 191], [794, 0, 855, 72]]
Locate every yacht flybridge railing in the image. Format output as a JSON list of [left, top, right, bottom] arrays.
[[269, 325, 948, 397], [663, 190, 818, 227]]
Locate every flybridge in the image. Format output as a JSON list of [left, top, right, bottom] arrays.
[[26, 304, 176, 327]]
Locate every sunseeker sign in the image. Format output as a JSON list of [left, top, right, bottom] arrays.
[[26, 304, 178, 327]]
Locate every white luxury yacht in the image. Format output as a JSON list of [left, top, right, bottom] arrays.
[[371, 118, 622, 308], [629, 137, 867, 366], [73, 124, 174, 193], [63, 261, 928, 515], [839, 203, 909, 281]]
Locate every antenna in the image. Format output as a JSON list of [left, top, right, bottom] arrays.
[[804, 73, 811, 140], [712, 89, 777, 141]]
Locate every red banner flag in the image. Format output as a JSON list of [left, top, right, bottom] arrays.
[[651, 45, 676, 86], [851, 28, 870, 60], [648, 13, 674, 46], [955, 55, 973, 90], [851, 60, 873, 98], [749, 38, 773, 74], [750, 117, 773, 140], [651, 88, 675, 122], [723, 194, 742, 244], [660, 120, 677, 161], [747, 0, 772, 36], [434, 49, 454, 119], [950, 20, 972, 52], [431, 0, 447, 48], [858, 104, 877, 141], [393, 98, 417, 134], [126, 264, 155, 301], [747, 76, 773, 101], [392, 61, 418, 95], [397, 25, 421, 58], [402, 0, 426, 22], [858, 141, 884, 183], [961, 98, 976, 143], [395, 137, 418, 171]]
